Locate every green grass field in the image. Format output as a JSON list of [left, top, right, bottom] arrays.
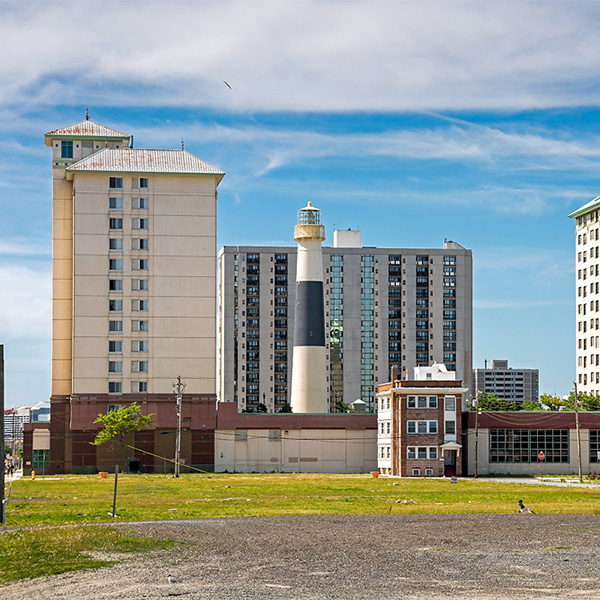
[[3, 472, 600, 527], [1, 473, 599, 585]]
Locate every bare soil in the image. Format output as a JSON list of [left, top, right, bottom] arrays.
[[3, 514, 600, 599]]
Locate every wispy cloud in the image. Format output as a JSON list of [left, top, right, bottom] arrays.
[[3, 2, 600, 112], [0, 240, 50, 257]]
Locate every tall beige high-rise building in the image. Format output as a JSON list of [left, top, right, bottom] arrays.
[[45, 115, 224, 405]]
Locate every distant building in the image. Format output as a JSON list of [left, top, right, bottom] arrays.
[[569, 198, 600, 395], [4, 402, 49, 447], [4, 407, 30, 447], [218, 231, 473, 414], [473, 360, 539, 403], [376, 364, 466, 477]]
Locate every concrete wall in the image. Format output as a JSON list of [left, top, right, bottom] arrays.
[[214, 402, 377, 473]]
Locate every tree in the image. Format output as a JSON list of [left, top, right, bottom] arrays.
[[473, 392, 522, 412], [565, 391, 600, 411], [278, 403, 293, 413], [540, 393, 564, 411], [521, 400, 546, 411], [91, 403, 154, 453], [256, 403, 268, 413], [335, 400, 351, 413]]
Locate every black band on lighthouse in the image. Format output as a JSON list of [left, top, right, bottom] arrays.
[[294, 281, 325, 347]]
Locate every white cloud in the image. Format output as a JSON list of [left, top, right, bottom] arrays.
[[2, 1, 600, 112], [0, 240, 51, 257], [0, 265, 51, 339], [128, 119, 600, 180]]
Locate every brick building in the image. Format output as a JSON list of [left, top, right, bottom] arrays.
[[376, 364, 466, 477]]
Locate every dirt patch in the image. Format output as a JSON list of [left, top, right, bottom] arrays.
[[3, 514, 600, 599]]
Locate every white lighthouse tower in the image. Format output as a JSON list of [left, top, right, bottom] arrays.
[[290, 202, 328, 413]]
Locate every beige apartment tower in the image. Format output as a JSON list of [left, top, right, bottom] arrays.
[[45, 116, 224, 404]]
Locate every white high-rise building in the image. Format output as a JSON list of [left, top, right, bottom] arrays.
[[570, 197, 600, 394], [218, 231, 473, 413]]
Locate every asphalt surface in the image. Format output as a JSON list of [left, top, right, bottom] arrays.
[[3, 514, 600, 599]]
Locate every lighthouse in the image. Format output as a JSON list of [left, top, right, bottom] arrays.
[[290, 202, 328, 413]]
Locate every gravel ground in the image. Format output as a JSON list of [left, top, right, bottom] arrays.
[[3, 514, 600, 600]]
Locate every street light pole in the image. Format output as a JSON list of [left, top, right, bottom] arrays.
[[172, 375, 186, 478]]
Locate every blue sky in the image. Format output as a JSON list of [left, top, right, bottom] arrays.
[[2, 0, 600, 407]]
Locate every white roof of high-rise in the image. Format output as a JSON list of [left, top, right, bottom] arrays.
[[569, 195, 600, 219], [44, 119, 130, 143], [66, 148, 225, 178]]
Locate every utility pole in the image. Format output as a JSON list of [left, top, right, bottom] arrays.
[[473, 394, 480, 480], [172, 375, 185, 478], [573, 381, 583, 483], [1, 345, 5, 525]]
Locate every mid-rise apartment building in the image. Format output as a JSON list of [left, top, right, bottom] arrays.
[[218, 230, 473, 413], [473, 359, 539, 403], [569, 197, 600, 395]]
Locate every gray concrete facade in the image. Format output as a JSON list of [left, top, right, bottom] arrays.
[[218, 233, 473, 413]]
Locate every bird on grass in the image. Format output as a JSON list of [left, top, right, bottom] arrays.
[[167, 574, 178, 584], [518, 499, 535, 514]]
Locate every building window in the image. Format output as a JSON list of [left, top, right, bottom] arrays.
[[109, 177, 123, 189], [131, 340, 149, 352], [32, 449, 50, 469], [490, 429, 569, 463], [407, 420, 437, 434], [132, 197, 149, 209], [109, 218, 123, 230], [132, 300, 149, 311], [132, 259, 148, 270], [132, 238, 149, 250], [108, 382, 122, 394], [132, 177, 149, 189], [407, 446, 438, 460], [407, 395, 437, 409], [132, 279, 149, 291], [108, 320, 123, 332], [444, 396, 456, 411], [590, 430, 600, 463], [109, 299, 123, 312], [109, 259, 123, 271], [131, 361, 148, 373], [132, 320, 149, 332], [61, 141, 73, 158], [109, 279, 123, 291], [109, 340, 122, 353], [131, 381, 148, 393], [132, 218, 149, 230], [445, 420, 456, 435], [108, 361, 122, 373], [109, 197, 123, 210], [109, 238, 123, 251]]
